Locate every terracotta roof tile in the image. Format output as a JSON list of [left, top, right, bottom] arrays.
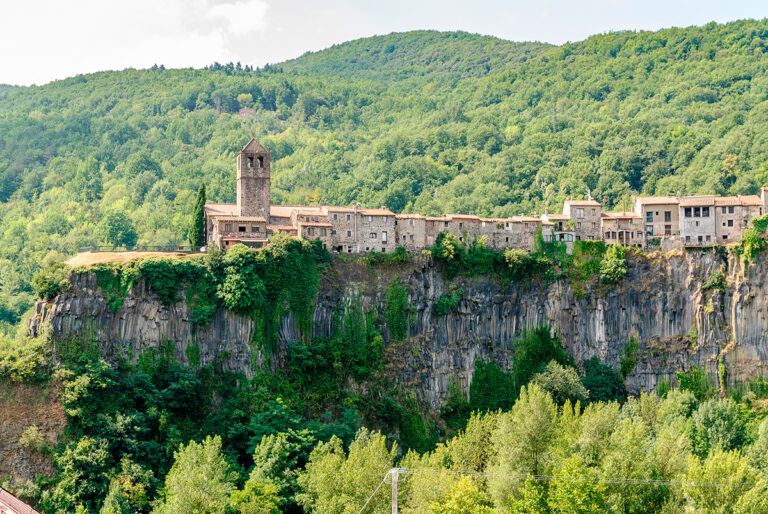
[[635, 196, 679, 205], [0, 487, 40, 514], [564, 199, 600, 206]]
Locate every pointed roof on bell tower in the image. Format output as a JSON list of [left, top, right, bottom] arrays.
[[240, 138, 268, 154]]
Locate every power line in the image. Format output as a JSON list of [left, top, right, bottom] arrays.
[[357, 469, 394, 514]]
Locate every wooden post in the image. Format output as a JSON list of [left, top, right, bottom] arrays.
[[391, 468, 398, 514]]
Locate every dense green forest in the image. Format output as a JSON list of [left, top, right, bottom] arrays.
[[2, 20, 768, 324]]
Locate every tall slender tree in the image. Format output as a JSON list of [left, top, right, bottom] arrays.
[[189, 183, 206, 249]]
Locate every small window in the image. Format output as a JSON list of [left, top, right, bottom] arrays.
[[409, 235, 414, 240], [320, 228, 327, 236], [257, 156, 264, 167], [347, 230, 352, 237], [694, 207, 701, 217], [444, 221, 449, 228], [238, 226, 246, 232], [409, 219, 414, 226], [403, 235, 406, 240], [723, 235, 728, 240], [684, 208, 692, 218], [247, 156, 254, 167], [722, 207, 727, 214], [665, 225, 671, 235], [307, 228, 315, 236], [346, 214, 351, 221], [702, 207, 710, 217], [370, 232, 376, 239], [664, 211, 671, 222], [368, 216, 372, 222], [729, 206, 735, 214], [382, 231, 387, 243], [728, 219, 734, 227], [706, 235, 711, 242], [331, 230, 336, 235], [225, 224, 232, 232], [698, 235, 703, 243], [251, 225, 259, 233], [646, 212, 653, 222]]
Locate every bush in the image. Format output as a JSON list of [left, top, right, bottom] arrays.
[[32, 262, 71, 299], [581, 357, 626, 402], [384, 278, 410, 342], [531, 361, 589, 405], [511, 325, 572, 392], [469, 359, 515, 412], [434, 287, 463, 317], [620, 338, 639, 379], [677, 365, 716, 401], [599, 244, 628, 285], [702, 270, 727, 291]]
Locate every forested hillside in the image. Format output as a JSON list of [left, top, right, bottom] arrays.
[[2, 19, 768, 324]]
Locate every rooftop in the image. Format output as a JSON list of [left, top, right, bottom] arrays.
[[564, 199, 600, 207], [635, 196, 679, 205]]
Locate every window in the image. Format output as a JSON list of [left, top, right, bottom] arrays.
[[368, 216, 372, 222], [694, 207, 701, 217], [444, 221, 449, 228], [723, 235, 728, 240], [410, 219, 414, 226], [247, 156, 253, 167], [698, 236, 703, 243], [251, 225, 259, 232], [347, 230, 352, 237], [382, 231, 387, 243], [637, 232, 643, 239], [506, 237, 509, 242], [612, 231, 617, 239], [410, 235, 414, 240], [225, 224, 232, 232], [307, 228, 315, 236], [646, 212, 653, 222], [257, 156, 264, 167], [238, 225, 246, 232], [646, 224, 653, 235], [664, 211, 671, 222], [695, 221, 699, 227], [370, 232, 377, 239], [346, 214, 351, 221], [665, 225, 671, 235], [729, 206, 735, 214], [576, 208, 584, 219], [728, 219, 734, 227], [686, 236, 691, 243], [543, 235, 552, 242], [706, 235, 711, 242], [333, 213, 338, 220], [403, 235, 406, 240], [320, 228, 327, 236], [684, 208, 692, 218], [331, 230, 336, 235], [722, 207, 727, 214], [702, 207, 710, 217]]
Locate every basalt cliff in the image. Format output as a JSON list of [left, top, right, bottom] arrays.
[[28, 251, 768, 408]]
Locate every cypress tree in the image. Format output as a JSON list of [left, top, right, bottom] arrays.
[[189, 183, 206, 249]]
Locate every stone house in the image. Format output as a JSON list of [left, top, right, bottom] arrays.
[[562, 198, 601, 240], [395, 214, 427, 252], [600, 212, 643, 247], [541, 212, 575, 252], [358, 207, 397, 252], [679, 196, 716, 246], [714, 195, 763, 244], [633, 196, 680, 242]]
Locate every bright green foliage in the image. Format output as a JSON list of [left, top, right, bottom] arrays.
[[751, 213, 768, 234], [434, 287, 463, 317], [748, 417, 768, 474], [428, 477, 494, 513], [296, 428, 396, 513], [384, 277, 410, 342], [507, 476, 549, 513], [154, 435, 237, 514], [677, 365, 716, 401], [580, 357, 625, 403], [683, 449, 755, 513], [490, 384, 558, 505], [229, 478, 281, 514], [690, 398, 746, 458], [32, 261, 71, 299], [599, 244, 628, 285], [216, 245, 266, 313], [546, 455, 606, 513], [91, 263, 140, 312], [44, 436, 113, 513], [362, 245, 410, 266], [188, 183, 206, 249], [620, 338, 639, 379], [738, 228, 765, 265], [99, 458, 155, 514], [703, 269, 727, 291], [511, 325, 572, 392], [532, 361, 589, 406]]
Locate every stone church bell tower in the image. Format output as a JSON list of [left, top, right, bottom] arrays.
[[236, 138, 271, 222]]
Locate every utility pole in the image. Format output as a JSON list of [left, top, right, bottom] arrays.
[[552, 102, 557, 134], [391, 468, 398, 514]]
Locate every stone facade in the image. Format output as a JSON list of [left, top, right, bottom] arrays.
[[206, 138, 768, 254]]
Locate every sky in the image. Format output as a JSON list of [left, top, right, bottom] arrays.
[[1, 0, 766, 86]]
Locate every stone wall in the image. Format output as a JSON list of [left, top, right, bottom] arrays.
[[29, 250, 768, 410]]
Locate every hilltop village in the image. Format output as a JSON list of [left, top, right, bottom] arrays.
[[205, 139, 768, 253]]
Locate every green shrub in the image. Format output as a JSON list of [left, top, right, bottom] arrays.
[[751, 213, 768, 234], [581, 357, 626, 402], [599, 244, 628, 285], [702, 270, 727, 291], [740, 228, 764, 265], [363, 245, 410, 266], [677, 365, 716, 401], [656, 378, 671, 398], [511, 325, 572, 392], [620, 338, 639, 379], [434, 287, 463, 317], [384, 278, 410, 342], [91, 263, 139, 312], [532, 361, 589, 405], [469, 359, 515, 412], [32, 262, 71, 300], [440, 379, 471, 431]]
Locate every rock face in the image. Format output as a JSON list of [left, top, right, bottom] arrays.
[[29, 251, 768, 409]]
